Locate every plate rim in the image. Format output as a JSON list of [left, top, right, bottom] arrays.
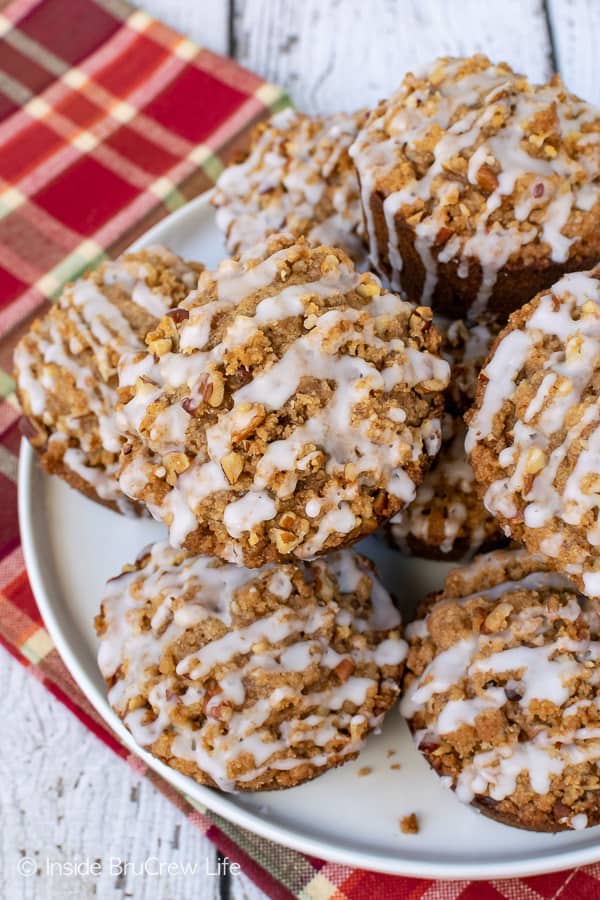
[[17, 190, 600, 880]]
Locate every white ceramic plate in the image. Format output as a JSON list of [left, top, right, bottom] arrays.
[[18, 193, 600, 879]]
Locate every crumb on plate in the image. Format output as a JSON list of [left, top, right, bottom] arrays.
[[399, 813, 419, 834]]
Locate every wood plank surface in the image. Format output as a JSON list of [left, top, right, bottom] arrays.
[[142, 0, 230, 54], [0, 646, 221, 899], [547, 0, 600, 103], [233, 0, 554, 113]]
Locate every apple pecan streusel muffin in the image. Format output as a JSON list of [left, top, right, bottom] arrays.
[[402, 548, 600, 832], [15, 247, 203, 514], [350, 55, 600, 322], [96, 542, 407, 792], [467, 267, 600, 597], [117, 235, 449, 566], [212, 107, 368, 266], [388, 418, 505, 560], [388, 318, 504, 560], [440, 317, 502, 414]]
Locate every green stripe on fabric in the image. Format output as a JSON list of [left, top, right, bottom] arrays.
[[269, 91, 294, 115], [202, 806, 317, 895], [183, 793, 208, 814], [93, 0, 133, 22], [201, 153, 224, 183], [0, 70, 32, 106], [162, 188, 187, 212], [0, 370, 16, 398], [3, 25, 67, 78]]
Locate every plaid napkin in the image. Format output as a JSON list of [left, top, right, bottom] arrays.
[[1, 1, 598, 897]]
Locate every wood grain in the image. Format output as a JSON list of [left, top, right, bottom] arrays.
[[0, 647, 262, 899], [140, 0, 230, 54], [546, 0, 600, 104], [233, 0, 554, 114]]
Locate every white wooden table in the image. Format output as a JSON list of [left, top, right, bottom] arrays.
[[2, 2, 599, 898]]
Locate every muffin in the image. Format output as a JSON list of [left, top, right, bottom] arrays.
[[402, 548, 600, 832], [96, 542, 407, 792], [388, 318, 504, 560], [117, 235, 449, 566], [440, 317, 501, 414], [15, 248, 202, 514], [350, 55, 600, 322], [466, 267, 600, 597], [212, 107, 368, 265], [388, 419, 504, 560]]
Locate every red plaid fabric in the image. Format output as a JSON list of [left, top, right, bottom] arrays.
[[1, 1, 597, 897], [0, 0, 286, 344]]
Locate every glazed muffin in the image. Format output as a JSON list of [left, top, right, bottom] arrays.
[[402, 548, 600, 832], [388, 318, 504, 560], [350, 55, 600, 322], [96, 542, 407, 792], [212, 107, 368, 265], [466, 267, 600, 597], [117, 235, 449, 566], [15, 248, 202, 514], [439, 317, 501, 414], [388, 419, 504, 560]]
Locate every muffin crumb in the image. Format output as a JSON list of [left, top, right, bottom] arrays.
[[399, 814, 419, 834], [14, 247, 202, 514]]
